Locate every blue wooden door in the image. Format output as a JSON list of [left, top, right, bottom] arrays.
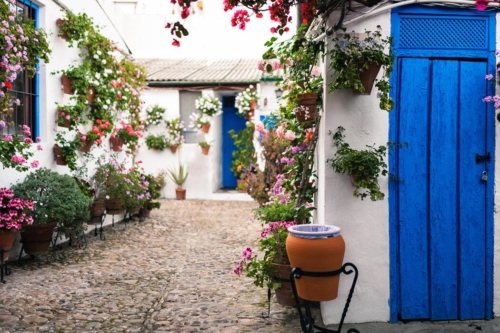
[[221, 96, 247, 188], [394, 58, 493, 321]]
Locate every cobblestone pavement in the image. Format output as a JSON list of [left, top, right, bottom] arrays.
[[0, 199, 318, 333]]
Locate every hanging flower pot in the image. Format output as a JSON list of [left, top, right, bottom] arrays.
[[86, 87, 96, 104], [201, 146, 210, 155], [20, 223, 57, 256], [110, 137, 124, 152], [56, 18, 69, 40], [201, 123, 211, 134], [79, 139, 94, 153], [353, 62, 381, 95], [286, 224, 345, 302], [295, 93, 317, 123], [53, 144, 67, 166], [0, 229, 18, 262], [57, 108, 71, 128], [61, 74, 75, 95], [175, 188, 186, 200], [170, 145, 179, 154]]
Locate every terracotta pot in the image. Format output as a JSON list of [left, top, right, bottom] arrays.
[[236, 179, 247, 193], [86, 87, 96, 104], [286, 233, 345, 302], [295, 93, 317, 123], [105, 199, 125, 215], [201, 146, 210, 155], [129, 206, 141, 215], [272, 262, 296, 306], [250, 99, 256, 109], [90, 199, 106, 217], [53, 144, 67, 166], [110, 137, 124, 152], [246, 109, 255, 121], [353, 62, 381, 95], [80, 140, 94, 153], [0, 229, 18, 262], [57, 108, 71, 128], [56, 18, 68, 40], [142, 205, 151, 218], [61, 74, 74, 94], [20, 223, 57, 256], [175, 188, 186, 200], [201, 123, 211, 134], [170, 145, 179, 154]]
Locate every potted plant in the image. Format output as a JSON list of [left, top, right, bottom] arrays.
[[189, 112, 212, 134], [54, 132, 84, 170], [111, 122, 140, 152], [235, 85, 259, 119], [0, 124, 38, 173], [234, 221, 297, 306], [328, 26, 394, 111], [122, 163, 150, 215], [164, 117, 185, 153], [143, 173, 162, 218], [145, 134, 168, 151], [167, 165, 189, 200], [199, 140, 212, 155], [228, 122, 257, 183], [195, 95, 223, 117], [0, 188, 34, 262], [11, 168, 92, 255], [144, 104, 166, 129], [326, 126, 389, 201]]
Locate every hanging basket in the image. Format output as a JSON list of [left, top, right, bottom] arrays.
[[286, 224, 345, 302], [90, 199, 106, 217], [57, 108, 71, 128], [295, 93, 318, 123], [61, 75, 74, 95], [56, 18, 68, 40], [110, 137, 124, 152], [53, 144, 67, 166], [353, 62, 381, 95], [86, 87, 97, 104]]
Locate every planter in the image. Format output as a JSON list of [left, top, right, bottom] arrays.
[[86, 87, 96, 104], [142, 204, 151, 218], [105, 199, 125, 215], [20, 223, 57, 256], [201, 123, 211, 134], [272, 262, 296, 306], [129, 206, 141, 215], [61, 74, 74, 94], [90, 199, 106, 217], [0, 229, 18, 262], [175, 188, 186, 200], [286, 224, 345, 302], [110, 137, 124, 152], [295, 93, 317, 123], [80, 140, 94, 153], [56, 18, 68, 40], [53, 144, 67, 166], [353, 62, 381, 95], [57, 108, 72, 128], [201, 146, 210, 155], [170, 145, 179, 154]]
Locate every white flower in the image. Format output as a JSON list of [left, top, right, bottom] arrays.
[[102, 59, 107, 64], [106, 195, 110, 199]]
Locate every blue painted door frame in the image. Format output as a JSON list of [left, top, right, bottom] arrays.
[[221, 96, 247, 188], [389, 6, 496, 322]]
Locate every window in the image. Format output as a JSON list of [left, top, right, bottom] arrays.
[[5, 0, 38, 138], [179, 91, 203, 144]]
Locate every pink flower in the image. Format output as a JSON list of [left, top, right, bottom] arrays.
[[311, 66, 321, 76], [4, 135, 12, 142], [241, 247, 253, 260], [276, 126, 285, 138], [11, 155, 26, 164], [81, 135, 87, 142], [476, 0, 489, 10], [257, 60, 265, 72], [254, 121, 266, 134], [284, 130, 295, 141], [485, 74, 494, 81], [37, 144, 43, 150]]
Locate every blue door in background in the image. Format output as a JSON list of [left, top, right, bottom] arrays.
[[222, 96, 247, 188], [390, 7, 495, 322]]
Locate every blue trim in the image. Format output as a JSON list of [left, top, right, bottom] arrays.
[[34, 3, 40, 140], [389, 5, 496, 322]]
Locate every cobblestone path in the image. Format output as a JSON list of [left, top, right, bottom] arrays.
[[0, 199, 316, 333]]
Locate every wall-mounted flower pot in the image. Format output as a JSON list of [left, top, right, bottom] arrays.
[[57, 108, 71, 128], [80, 140, 94, 153], [110, 137, 124, 152], [0, 229, 18, 262], [53, 144, 67, 166], [201, 123, 210, 134], [170, 145, 179, 154], [295, 93, 317, 123], [86, 87, 96, 104], [246, 109, 255, 121], [286, 224, 345, 302], [61, 75, 74, 95], [56, 18, 68, 40], [175, 188, 186, 200], [20, 223, 57, 256], [201, 146, 210, 155], [353, 62, 381, 95]]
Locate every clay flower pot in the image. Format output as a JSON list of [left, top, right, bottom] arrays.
[[201, 146, 210, 155], [86, 87, 97, 104], [0, 229, 18, 262], [201, 123, 211, 134], [170, 145, 179, 154], [110, 137, 124, 152], [53, 144, 67, 166], [80, 140, 94, 153], [20, 223, 58, 256], [295, 93, 317, 123], [175, 188, 186, 200], [61, 74, 75, 95], [56, 18, 69, 39], [57, 108, 71, 128], [353, 62, 382, 95]]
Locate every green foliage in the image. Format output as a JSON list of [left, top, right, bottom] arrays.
[[11, 168, 92, 236], [146, 201, 161, 210], [57, 12, 96, 47], [228, 123, 256, 178], [167, 165, 189, 188], [145, 134, 167, 151], [54, 132, 84, 171], [144, 105, 166, 128], [0, 127, 36, 172], [328, 26, 394, 111], [164, 117, 184, 146], [198, 140, 211, 148], [254, 201, 297, 223], [326, 126, 389, 201]]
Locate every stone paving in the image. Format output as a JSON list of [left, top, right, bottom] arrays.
[[0, 199, 317, 333]]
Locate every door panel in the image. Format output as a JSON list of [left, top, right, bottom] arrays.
[[397, 58, 489, 320], [221, 97, 246, 188]]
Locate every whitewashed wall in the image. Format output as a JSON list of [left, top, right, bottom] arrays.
[[318, 13, 392, 324]]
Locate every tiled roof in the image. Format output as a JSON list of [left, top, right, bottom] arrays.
[[138, 58, 267, 84]]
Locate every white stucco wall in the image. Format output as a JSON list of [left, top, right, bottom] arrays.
[[319, 13, 392, 324]]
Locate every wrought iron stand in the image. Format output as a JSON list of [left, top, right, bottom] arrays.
[[0, 248, 11, 283], [91, 213, 106, 240], [290, 263, 360, 333], [17, 233, 58, 266]]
